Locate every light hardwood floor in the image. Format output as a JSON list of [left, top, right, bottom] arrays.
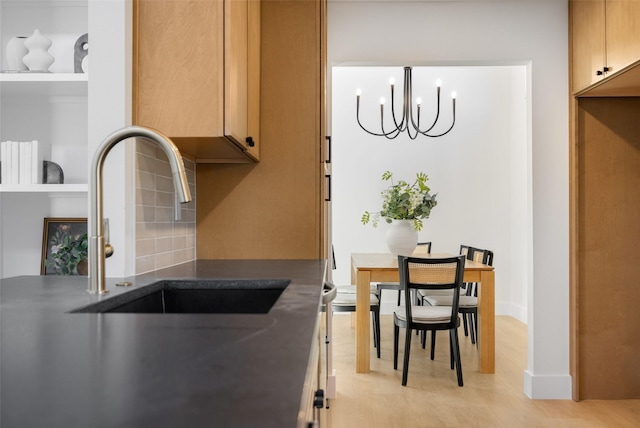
[[326, 315, 640, 427]]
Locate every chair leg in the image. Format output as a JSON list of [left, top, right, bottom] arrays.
[[462, 312, 469, 337], [430, 330, 436, 360], [402, 327, 412, 386], [449, 331, 455, 370], [396, 290, 401, 306], [371, 311, 378, 349], [473, 311, 478, 348], [469, 312, 476, 345], [393, 324, 399, 370], [374, 308, 381, 358], [450, 328, 464, 387]]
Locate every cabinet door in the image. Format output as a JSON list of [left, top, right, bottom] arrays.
[[605, 0, 640, 76], [571, 0, 606, 93], [225, 0, 260, 160], [134, 0, 224, 138]]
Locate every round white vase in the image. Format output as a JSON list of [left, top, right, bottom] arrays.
[[22, 29, 55, 72], [385, 220, 418, 256], [6, 36, 29, 71]]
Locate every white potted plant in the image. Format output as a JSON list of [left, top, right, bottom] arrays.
[[361, 171, 437, 255]]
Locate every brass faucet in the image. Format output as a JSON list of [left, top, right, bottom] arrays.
[[88, 126, 192, 294]]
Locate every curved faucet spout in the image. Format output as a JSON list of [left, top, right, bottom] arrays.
[[88, 126, 192, 294]]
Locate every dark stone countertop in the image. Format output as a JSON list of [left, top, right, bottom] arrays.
[[0, 259, 326, 428]]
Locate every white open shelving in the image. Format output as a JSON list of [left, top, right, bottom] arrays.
[[0, 183, 87, 193], [1, 0, 89, 278]]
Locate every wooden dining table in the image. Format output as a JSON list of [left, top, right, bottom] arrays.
[[350, 253, 496, 374]]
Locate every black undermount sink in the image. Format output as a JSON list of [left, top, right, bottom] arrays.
[[71, 279, 290, 314]]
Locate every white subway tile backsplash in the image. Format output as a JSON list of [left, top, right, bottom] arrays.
[[136, 238, 156, 257], [136, 205, 156, 223], [156, 236, 174, 253], [137, 170, 156, 190], [155, 190, 174, 208], [155, 206, 174, 222], [155, 175, 173, 192], [136, 188, 156, 206], [135, 139, 196, 274], [136, 254, 156, 274]]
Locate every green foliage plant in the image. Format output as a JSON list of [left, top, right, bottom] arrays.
[[361, 171, 437, 232], [46, 233, 89, 275]]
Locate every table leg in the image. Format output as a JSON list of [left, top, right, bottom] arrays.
[[356, 269, 371, 373], [478, 269, 495, 373]]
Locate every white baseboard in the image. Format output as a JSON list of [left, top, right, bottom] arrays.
[[496, 301, 527, 323], [523, 370, 572, 399]]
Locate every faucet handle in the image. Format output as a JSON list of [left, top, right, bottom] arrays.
[[104, 218, 114, 258]]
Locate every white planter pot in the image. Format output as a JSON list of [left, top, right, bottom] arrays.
[[23, 29, 55, 72], [6, 36, 29, 71], [385, 220, 418, 256]]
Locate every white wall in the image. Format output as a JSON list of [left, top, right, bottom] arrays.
[[332, 65, 528, 323], [328, 0, 569, 399], [88, 0, 134, 277]]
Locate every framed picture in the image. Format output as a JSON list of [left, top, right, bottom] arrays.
[[41, 218, 88, 276]]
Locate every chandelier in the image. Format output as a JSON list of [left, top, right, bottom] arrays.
[[356, 66, 456, 139]]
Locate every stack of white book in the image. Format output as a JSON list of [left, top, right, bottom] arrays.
[[1, 140, 52, 185]]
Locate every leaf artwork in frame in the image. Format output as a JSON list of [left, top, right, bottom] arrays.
[[40, 218, 88, 276]]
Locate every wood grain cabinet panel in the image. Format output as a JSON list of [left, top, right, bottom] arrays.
[[570, 0, 605, 93], [605, 0, 640, 77], [134, 0, 260, 162], [571, 0, 640, 94]]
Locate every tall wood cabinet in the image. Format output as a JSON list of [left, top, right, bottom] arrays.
[[196, 0, 327, 261], [569, 0, 640, 400], [133, 0, 260, 163], [571, 0, 640, 94]]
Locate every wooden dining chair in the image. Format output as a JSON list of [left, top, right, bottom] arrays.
[[377, 242, 432, 306], [393, 254, 466, 386], [327, 246, 381, 357], [330, 286, 382, 358], [423, 247, 494, 348]]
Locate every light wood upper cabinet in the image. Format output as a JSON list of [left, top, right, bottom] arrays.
[[571, 0, 640, 94], [570, 0, 605, 92], [133, 0, 260, 163], [605, 1, 640, 77]]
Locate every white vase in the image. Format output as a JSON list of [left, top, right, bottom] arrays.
[[6, 36, 29, 71], [22, 29, 55, 72], [385, 220, 418, 256]]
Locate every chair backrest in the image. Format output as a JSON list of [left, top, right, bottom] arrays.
[[415, 241, 432, 255], [470, 248, 494, 266], [460, 245, 472, 259], [466, 247, 494, 296], [398, 255, 466, 326]]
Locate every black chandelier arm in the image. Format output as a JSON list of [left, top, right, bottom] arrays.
[[421, 103, 456, 137], [410, 86, 441, 135], [356, 102, 403, 138], [389, 83, 407, 132], [381, 111, 403, 140]]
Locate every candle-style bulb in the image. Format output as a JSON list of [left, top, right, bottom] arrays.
[[379, 97, 385, 105], [356, 88, 362, 96], [416, 97, 422, 106], [451, 91, 457, 99], [436, 79, 442, 87], [389, 77, 395, 86]]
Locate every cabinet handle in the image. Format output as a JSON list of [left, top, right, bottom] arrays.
[[245, 136, 255, 147], [325, 174, 331, 202], [313, 389, 325, 409], [325, 136, 331, 164], [596, 70, 604, 76], [603, 66, 610, 73]]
